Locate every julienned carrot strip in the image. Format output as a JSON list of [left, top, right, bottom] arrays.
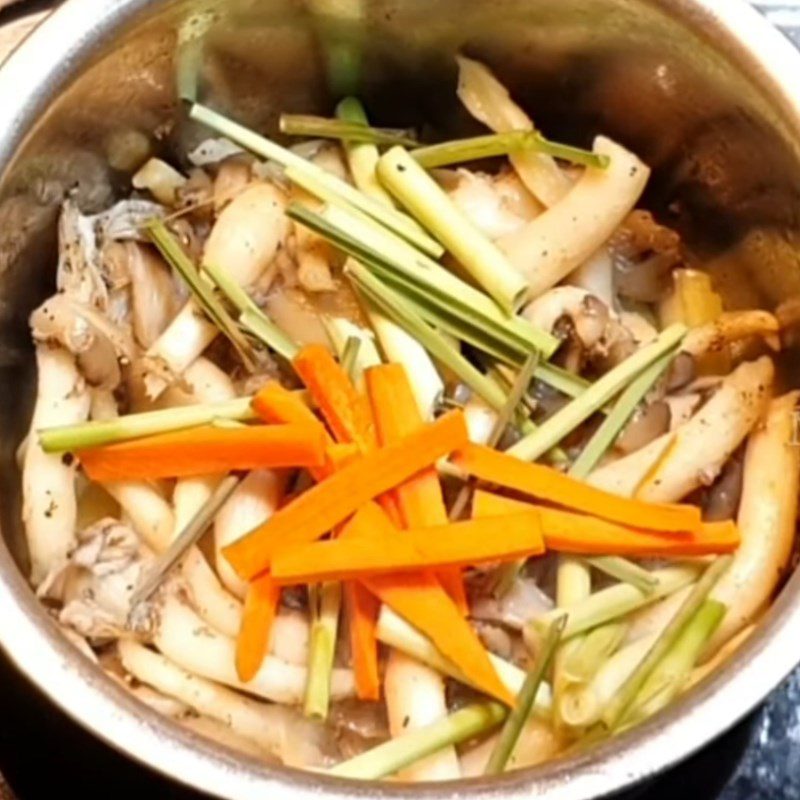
[[366, 364, 467, 612], [235, 573, 280, 682], [472, 491, 740, 556], [223, 410, 468, 580], [326, 442, 361, 473], [293, 344, 376, 452], [454, 443, 702, 534], [252, 382, 333, 481], [78, 424, 326, 482], [271, 508, 545, 582], [343, 581, 381, 701]]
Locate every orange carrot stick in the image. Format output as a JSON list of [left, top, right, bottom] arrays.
[[453, 443, 702, 534], [472, 491, 739, 556], [343, 582, 381, 701], [271, 508, 545, 582], [293, 344, 376, 452], [223, 410, 468, 580], [78, 424, 326, 482], [366, 363, 467, 612], [235, 573, 280, 682]]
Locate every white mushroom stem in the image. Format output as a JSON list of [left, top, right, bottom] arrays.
[[143, 181, 287, 397], [24, 346, 90, 586], [704, 391, 800, 657], [588, 357, 774, 501], [497, 137, 649, 299], [214, 469, 286, 599], [119, 639, 302, 757], [178, 715, 266, 759], [681, 311, 781, 360], [567, 247, 615, 308], [153, 594, 355, 704], [104, 481, 175, 553], [384, 652, 461, 781]]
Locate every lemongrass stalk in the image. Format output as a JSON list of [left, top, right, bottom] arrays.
[[348, 263, 507, 411], [532, 566, 700, 641], [202, 261, 297, 360], [377, 146, 528, 314], [365, 303, 443, 419], [322, 317, 380, 389], [306, 0, 364, 96], [340, 335, 362, 378], [492, 355, 590, 402], [189, 103, 443, 258], [38, 397, 255, 453], [330, 702, 506, 779], [508, 324, 687, 462], [485, 616, 565, 775], [280, 113, 417, 147], [568, 351, 675, 478], [147, 221, 258, 369], [623, 599, 726, 726], [601, 556, 732, 728], [304, 582, 343, 719], [562, 622, 629, 685], [336, 97, 397, 206], [587, 557, 659, 594], [412, 132, 610, 171], [290, 199, 557, 356]]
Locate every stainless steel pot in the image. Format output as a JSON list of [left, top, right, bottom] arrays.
[[0, 1, 799, 797]]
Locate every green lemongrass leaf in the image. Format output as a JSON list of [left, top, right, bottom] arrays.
[[189, 103, 442, 258], [304, 581, 343, 719], [377, 146, 528, 314], [412, 131, 610, 170], [147, 220, 259, 370], [485, 616, 566, 775], [508, 324, 687, 462], [623, 599, 726, 725], [347, 262, 507, 411], [202, 262, 298, 360], [331, 702, 506, 779], [336, 97, 397, 207], [322, 315, 382, 389], [340, 335, 362, 379], [568, 351, 676, 479], [602, 556, 733, 729], [492, 360, 591, 404], [532, 566, 700, 641], [280, 113, 418, 147], [562, 622, 629, 685], [586, 557, 660, 595], [38, 397, 256, 453]]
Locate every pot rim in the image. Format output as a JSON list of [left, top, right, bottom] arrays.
[[0, 1, 799, 798]]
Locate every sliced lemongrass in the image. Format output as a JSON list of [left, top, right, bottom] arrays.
[[130, 473, 243, 608], [412, 131, 610, 170], [301, 200, 557, 356], [340, 335, 362, 379], [568, 351, 676, 478], [188, 103, 442, 258], [322, 316, 381, 388], [485, 615, 565, 775], [531, 565, 700, 641], [330, 702, 506, 779], [304, 581, 343, 719], [280, 113, 417, 147], [202, 261, 298, 360], [450, 353, 539, 521], [38, 397, 256, 453], [508, 324, 687, 462], [623, 599, 726, 726], [562, 622, 629, 685], [147, 220, 258, 369], [602, 556, 733, 728], [347, 262, 507, 411], [377, 146, 528, 314], [336, 97, 396, 206], [493, 360, 591, 403], [586, 557, 660, 595]]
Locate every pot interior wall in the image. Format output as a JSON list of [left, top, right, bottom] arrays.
[[1, 0, 799, 576]]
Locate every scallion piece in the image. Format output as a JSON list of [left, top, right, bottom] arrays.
[[484, 615, 566, 774], [280, 113, 418, 147], [412, 131, 611, 170], [586, 557, 660, 594], [188, 103, 443, 258], [330, 702, 507, 779], [377, 146, 529, 314], [38, 397, 256, 453], [602, 556, 732, 728], [304, 582, 343, 719], [568, 351, 676, 479], [508, 324, 687, 462]]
